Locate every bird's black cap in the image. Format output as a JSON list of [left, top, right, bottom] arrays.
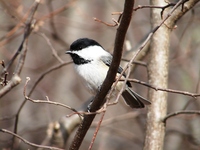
[[69, 38, 102, 51]]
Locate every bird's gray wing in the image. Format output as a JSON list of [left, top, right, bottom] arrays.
[[101, 55, 132, 87]]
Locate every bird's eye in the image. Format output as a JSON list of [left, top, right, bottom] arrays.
[[79, 46, 82, 50]]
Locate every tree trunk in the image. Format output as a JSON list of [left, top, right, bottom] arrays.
[[144, 0, 169, 149]]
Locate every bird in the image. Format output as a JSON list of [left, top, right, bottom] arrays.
[[66, 38, 151, 108]]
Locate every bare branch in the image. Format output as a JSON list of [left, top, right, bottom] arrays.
[[13, 61, 72, 140], [38, 0, 76, 21], [3, 0, 40, 73], [163, 110, 200, 123], [0, 128, 63, 150], [88, 111, 106, 150], [29, 61, 72, 97], [38, 33, 64, 63], [69, 1, 135, 149], [121, 58, 147, 67], [134, 3, 175, 18], [0, 74, 21, 98], [0, 0, 41, 98], [94, 17, 119, 27], [127, 78, 200, 98], [91, 111, 140, 127], [23, 77, 79, 114]]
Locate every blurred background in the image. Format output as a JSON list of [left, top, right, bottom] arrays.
[[0, 0, 200, 149]]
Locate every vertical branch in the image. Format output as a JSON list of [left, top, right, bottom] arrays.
[[69, 0, 135, 149], [144, 0, 169, 149], [3, 0, 40, 73], [0, 0, 41, 98]]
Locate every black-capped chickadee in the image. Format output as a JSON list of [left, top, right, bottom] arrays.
[[66, 38, 151, 108]]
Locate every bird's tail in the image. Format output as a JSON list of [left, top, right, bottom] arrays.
[[122, 87, 151, 108]]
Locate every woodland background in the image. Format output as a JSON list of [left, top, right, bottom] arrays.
[[0, 0, 200, 150]]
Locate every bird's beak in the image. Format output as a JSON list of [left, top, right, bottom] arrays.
[[66, 50, 71, 54]]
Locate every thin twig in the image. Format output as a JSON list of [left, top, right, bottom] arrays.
[[113, 0, 192, 93], [13, 61, 71, 140], [94, 10, 123, 27], [121, 58, 147, 67], [0, 0, 35, 47], [38, 33, 64, 63], [0, 74, 21, 98], [67, 107, 106, 117], [24, 77, 79, 115], [0, 128, 63, 150], [3, 0, 40, 73], [126, 78, 200, 98], [38, 0, 76, 21], [91, 111, 140, 127], [29, 61, 72, 97], [0, 38, 28, 98], [163, 110, 200, 123], [94, 18, 119, 27], [88, 110, 106, 150], [134, 3, 175, 18]]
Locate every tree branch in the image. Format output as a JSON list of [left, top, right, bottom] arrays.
[[0, 128, 63, 150], [127, 78, 200, 98], [163, 110, 200, 123], [69, 0, 135, 149], [13, 61, 72, 143]]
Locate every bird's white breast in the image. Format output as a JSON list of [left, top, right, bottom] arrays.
[[75, 60, 108, 94]]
